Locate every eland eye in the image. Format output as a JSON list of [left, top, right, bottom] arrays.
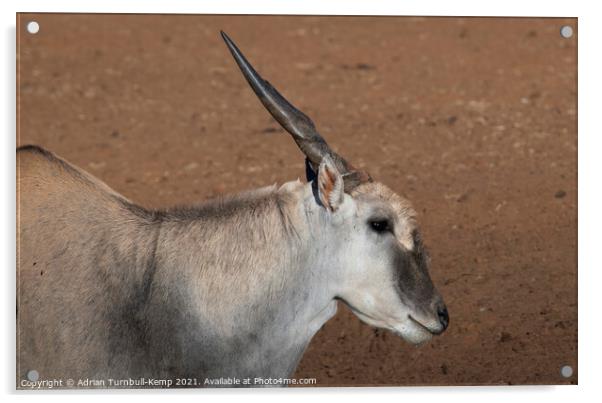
[[369, 219, 391, 233]]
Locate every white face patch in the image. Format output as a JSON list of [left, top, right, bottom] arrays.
[[328, 181, 439, 345]]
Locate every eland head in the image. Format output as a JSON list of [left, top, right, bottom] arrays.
[[221, 31, 449, 344]]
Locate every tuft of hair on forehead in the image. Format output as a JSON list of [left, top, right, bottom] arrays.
[[351, 182, 420, 251], [352, 182, 416, 216]]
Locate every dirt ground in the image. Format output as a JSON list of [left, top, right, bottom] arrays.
[[17, 14, 577, 386]]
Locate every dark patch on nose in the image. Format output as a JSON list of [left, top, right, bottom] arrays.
[[394, 229, 439, 312], [410, 229, 429, 271], [394, 248, 433, 304]]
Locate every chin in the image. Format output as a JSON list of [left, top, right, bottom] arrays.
[[390, 322, 433, 345], [348, 307, 434, 345]]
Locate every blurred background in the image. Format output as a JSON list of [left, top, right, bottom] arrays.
[[17, 14, 577, 385]]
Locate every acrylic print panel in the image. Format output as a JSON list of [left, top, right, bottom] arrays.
[[16, 14, 577, 388]]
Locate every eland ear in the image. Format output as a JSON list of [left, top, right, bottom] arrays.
[[317, 156, 345, 212]]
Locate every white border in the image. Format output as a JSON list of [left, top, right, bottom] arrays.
[[2, 1, 600, 402], [3, 0, 584, 16]]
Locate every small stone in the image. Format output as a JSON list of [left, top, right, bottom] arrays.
[[456, 192, 469, 203], [441, 364, 448, 375], [88, 161, 106, 170], [555, 190, 566, 199], [467, 100, 488, 112], [295, 62, 314, 71], [84, 88, 96, 99], [499, 332, 512, 342], [356, 63, 375, 70], [184, 162, 200, 171]]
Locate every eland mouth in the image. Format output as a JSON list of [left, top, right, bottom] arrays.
[[408, 315, 440, 336], [408, 312, 448, 336]]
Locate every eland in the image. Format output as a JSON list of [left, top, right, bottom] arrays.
[[16, 31, 448, 388]]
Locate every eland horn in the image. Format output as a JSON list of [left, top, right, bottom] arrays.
[[220, 31, 370, 191]]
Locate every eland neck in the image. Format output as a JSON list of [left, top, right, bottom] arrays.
[[146, 180, 342, 379]]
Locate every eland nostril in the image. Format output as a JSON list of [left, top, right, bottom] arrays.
[[437, 305, 449, 331]]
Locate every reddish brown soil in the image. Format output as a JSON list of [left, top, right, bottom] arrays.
[[17, 14, 577, 386]]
